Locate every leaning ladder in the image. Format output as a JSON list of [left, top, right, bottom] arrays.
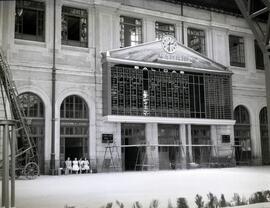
[[135, 143, 156, 171], [0, 50, 39, 171], [102, 142, 121, 171]]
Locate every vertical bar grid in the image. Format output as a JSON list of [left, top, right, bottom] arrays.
[[110, 65, 232, 120]]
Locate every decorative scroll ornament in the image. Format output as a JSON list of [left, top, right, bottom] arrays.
[[161, 35, 178, 54]]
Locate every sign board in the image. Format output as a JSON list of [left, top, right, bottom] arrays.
[[222, 135, 230, 143], [102, 134, 113, 143]]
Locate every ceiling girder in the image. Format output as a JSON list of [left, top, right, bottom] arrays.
[[235, 0, 270, 53]]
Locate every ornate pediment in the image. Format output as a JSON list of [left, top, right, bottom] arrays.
[[102, 36, 230, 74]]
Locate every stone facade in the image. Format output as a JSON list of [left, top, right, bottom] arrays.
[[0, 0, 267, 174]]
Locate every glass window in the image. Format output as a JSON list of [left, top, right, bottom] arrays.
[[18, 92, 44, 118], [155, 22, 175, 40], [254, 40, 264, 70], [229, 35, 245, 67], [60, 95, 88, 119], [62, 6, 88, 47], [187, 28, 206, 55], [234, 105, 250, 124], [15, 0, 45, 42], [120, 16, 142, 47]]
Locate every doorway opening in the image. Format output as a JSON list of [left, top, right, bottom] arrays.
[[121, 123, 145, 171], [60, 95, 89, 167], [191, 125, 211, 166]]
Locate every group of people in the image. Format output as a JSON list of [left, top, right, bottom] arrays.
[[65, 157, 91, 174]]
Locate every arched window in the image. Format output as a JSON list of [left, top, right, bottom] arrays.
[[234, 105, 251, 165], [19, 92, 44, 118], [60, 95, 88, 119], [60, 95, 89, 166], [18, 92, 45, 173], [234, 105, 250, 124], [260, 107, 269, 164]]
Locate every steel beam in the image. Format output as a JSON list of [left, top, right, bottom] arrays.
[[250, 7, 268, 18]]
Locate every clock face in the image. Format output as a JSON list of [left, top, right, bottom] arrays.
[[162, 35, 178, 54]]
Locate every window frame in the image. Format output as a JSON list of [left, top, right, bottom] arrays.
[[155, 21, 176, 40], [187, 27, 207, 56], [61, 6, 88, 48], [15, 0, 46, 42], [229, 35, 246, 68], [120, 15, 143, 48]]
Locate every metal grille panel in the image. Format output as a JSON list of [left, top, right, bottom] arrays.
[[109, 65, 232, 119]]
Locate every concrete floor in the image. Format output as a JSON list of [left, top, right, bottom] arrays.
[[2, 166, 270, 208]]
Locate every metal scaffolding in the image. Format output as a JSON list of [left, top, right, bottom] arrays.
[[0, 50, 40, 179]]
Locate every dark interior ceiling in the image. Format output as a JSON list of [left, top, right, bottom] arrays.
[[160, 0, 267, 21]]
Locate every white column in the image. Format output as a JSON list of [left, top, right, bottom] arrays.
[[114, 122, 122, 170], [145, 123, 159, 170], [187, 124, 193, 163], [250, 111, 261, 165], [211, 125, 218, 157], [179, 124, 187, 169], [145, 17, 155, 42]]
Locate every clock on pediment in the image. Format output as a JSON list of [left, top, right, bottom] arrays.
[[161, 35, 178, 54]]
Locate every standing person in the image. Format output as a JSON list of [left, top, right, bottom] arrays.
[[65, 157, 72, 174]]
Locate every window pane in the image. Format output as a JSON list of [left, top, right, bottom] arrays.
[[155, 22, 175, 40], [15, 0, 45, 42], [23, 10, 37, 35], [60, 95, 88, 119], [67, 16, 80, 41], [229, 35, 245, 67], [62, 6, 88, 47], [187, 28, 206, 55], [120, 16, 142, 47]]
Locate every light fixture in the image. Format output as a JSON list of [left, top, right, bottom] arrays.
[[180, 71, 185, 74]]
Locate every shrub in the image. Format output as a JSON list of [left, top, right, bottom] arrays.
[[149, 199, 159, 208], [232, 193, 247, 206], [249, 191, 268, 204], [206, 192, 218, 208], [176, 197, 189, 208], [219, 194, 227, 207], [116, 200, 124, 208], [132, 201, 143, 208], [195, 194, 204, 208]]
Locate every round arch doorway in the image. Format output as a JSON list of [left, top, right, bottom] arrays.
[[18, 92, 45, 173], [60, 95, 89, 166], [234, 105, 251, 165]]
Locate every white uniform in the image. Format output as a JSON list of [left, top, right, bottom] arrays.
[[72, 160, 79, 172], [83, 159, 90, 171], [65, 159, 72, 173]]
